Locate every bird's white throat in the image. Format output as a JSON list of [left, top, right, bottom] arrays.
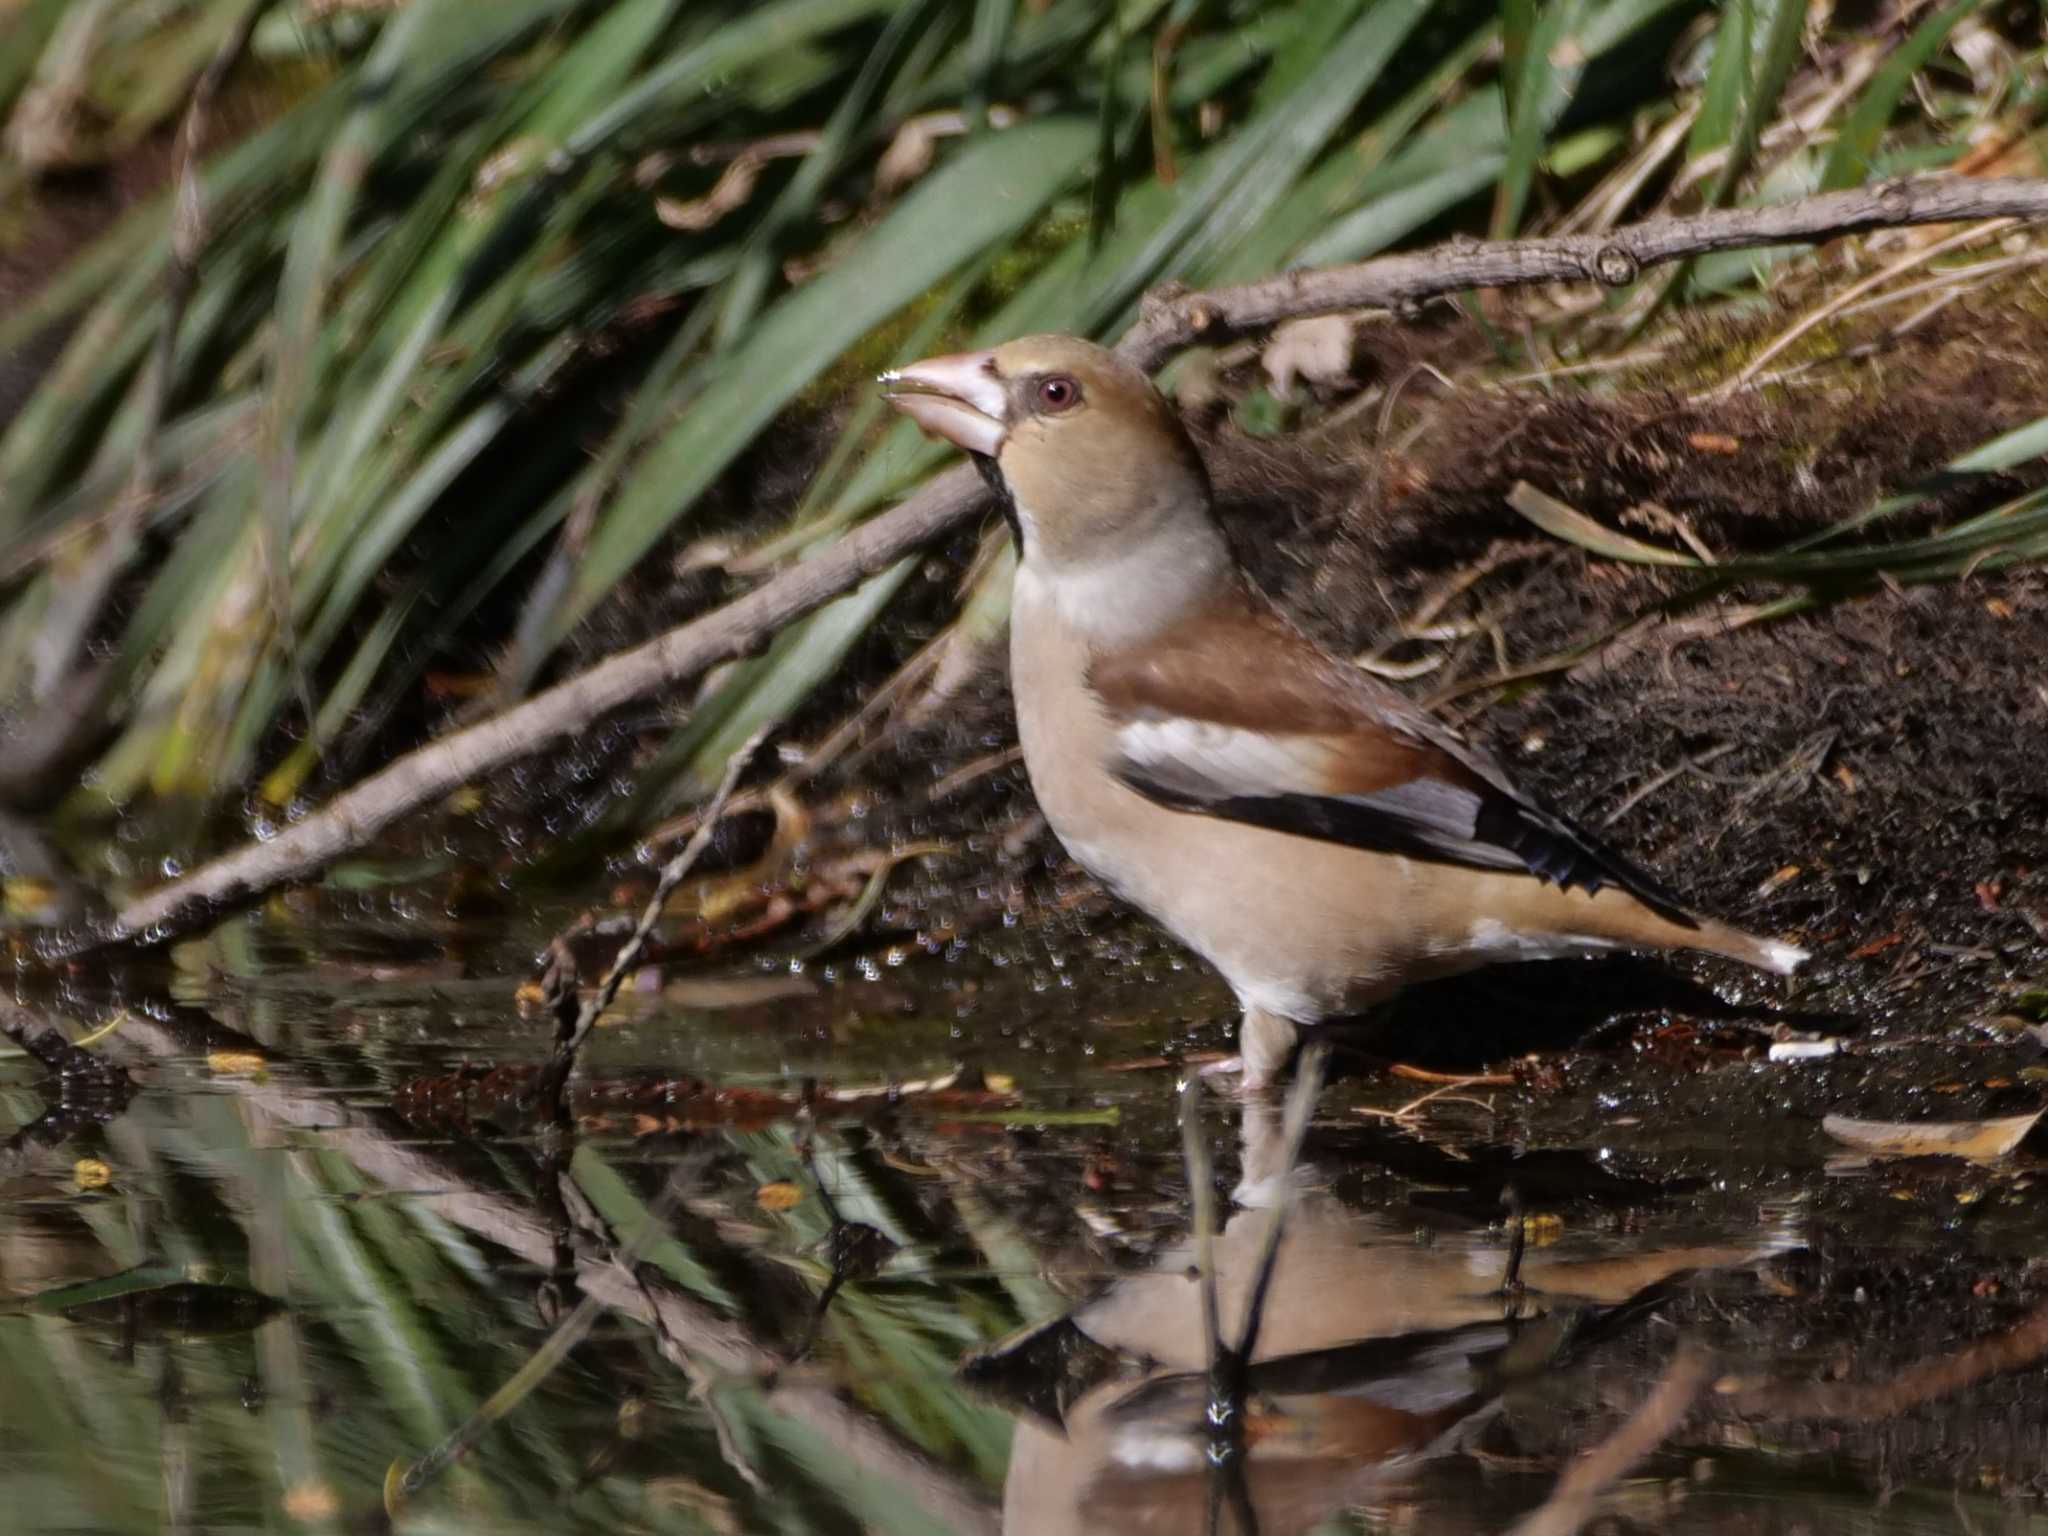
[[1009, 509, 1231, 647]]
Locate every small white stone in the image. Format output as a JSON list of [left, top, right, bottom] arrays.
[[1767, 1039, 1838, 1062]]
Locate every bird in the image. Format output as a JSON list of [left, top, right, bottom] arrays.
[[879, 333, 1805, 1090], [970, 1174, 1787, 1535]]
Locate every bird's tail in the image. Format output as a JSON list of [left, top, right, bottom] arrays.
[[1689, 918, 1808, 976]]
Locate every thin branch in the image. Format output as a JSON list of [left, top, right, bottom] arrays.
[[1508, 1342, 1711, 1536], [68, 173, 2048, 953], [74, 466, 981, 949], [530, 728, 766, 1115], [1729, 1299, 2048, 1422], [1599, 741, 1739, 828], [1116, 175, 2048, 370]]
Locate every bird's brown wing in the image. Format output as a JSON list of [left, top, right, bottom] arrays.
[[1087, 594, 1697, 925]]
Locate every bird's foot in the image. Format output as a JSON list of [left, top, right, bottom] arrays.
[[1193, 1053, 1292, 1103]]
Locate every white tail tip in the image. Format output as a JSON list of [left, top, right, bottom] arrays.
[[1759, 939, 1809, 976]]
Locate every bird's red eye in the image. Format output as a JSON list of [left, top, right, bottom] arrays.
[[1035, 375, 1080, 413]]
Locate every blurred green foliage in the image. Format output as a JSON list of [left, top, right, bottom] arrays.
[[0, 0, 2034, 847]]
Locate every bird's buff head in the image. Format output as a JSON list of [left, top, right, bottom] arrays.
[[879, 334, 1211, 568]]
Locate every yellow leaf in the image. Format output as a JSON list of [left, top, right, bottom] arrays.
[[755, 1181, 803, 1212], [1823, 1108, 2042, 1162], [1520, 1212, 1564, 1246]]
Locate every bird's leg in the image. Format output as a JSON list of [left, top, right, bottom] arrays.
[[1237, 1007, 1300, 1096], [1207, 1045, 1327, 1534], [1497, 1181, 1528, 1316]]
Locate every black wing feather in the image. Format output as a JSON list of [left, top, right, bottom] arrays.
[[1118, 766, 1699, 930]]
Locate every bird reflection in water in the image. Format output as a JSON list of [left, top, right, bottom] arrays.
[[967, 1091, 1790, 1536]]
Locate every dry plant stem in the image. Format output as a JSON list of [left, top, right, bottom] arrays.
[[1388, 1061, 1514, 1085], [528, 729, 764, 1118], [83, 175, 2048, 952], [1730, 1300, 2048, 1422], [1117, 177, 2048, 370], [1353, 1079, 1496, 1121], [1714, 217, 2020, 396], [85, 467, 982, 948], [1600, 741, 1738, 828], [1508, 1343, 1711, 1536], [568, 732, 762, 1047]]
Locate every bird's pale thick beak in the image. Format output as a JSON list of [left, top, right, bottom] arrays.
[[878, 350, 1009, 456]]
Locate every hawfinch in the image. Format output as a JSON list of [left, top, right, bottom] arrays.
[[881, 335, 1804, 1089]]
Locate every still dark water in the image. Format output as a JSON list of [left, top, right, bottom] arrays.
[[6, 898, 2048, 1534]]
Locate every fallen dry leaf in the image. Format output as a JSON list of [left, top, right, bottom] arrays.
[[1263, 315, 1356, 398], [1757, 864, 1801, 896], [1521, 1212, 1564, 1245], [1102, 1051, 1231, 1073], [1389, 1062, 1514, 1085], [656, 156, 765, 232], [1822, 1108, 2043, 1162]]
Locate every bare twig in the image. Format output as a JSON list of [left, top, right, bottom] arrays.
[[79, 466, 981, 949], [1729, 1300, 2048, 1421], [1352, 1078, 1498, 1121], [925, 744, 1024, 803], [528, 729, 766, 1116], [574, 737, 759, 1036], [1387, 1061, 1515, 1085], [71, 174, 2048, 953], [1508, 1343, 1711, 1536], [1599, 742, 1739, 828], [1116, 176, 2048, 370]]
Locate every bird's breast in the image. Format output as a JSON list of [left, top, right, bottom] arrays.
[[1008, 573, 1395, 1014]]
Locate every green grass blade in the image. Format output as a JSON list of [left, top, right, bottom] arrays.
[[1688, 0, 1749, 166], [714, 0, 946, 344], [1490, 0, 1586, 238], [1170, 0, 1430, 281], [556, 114, 1097, 646], [1821, 0, 1975, 189]]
